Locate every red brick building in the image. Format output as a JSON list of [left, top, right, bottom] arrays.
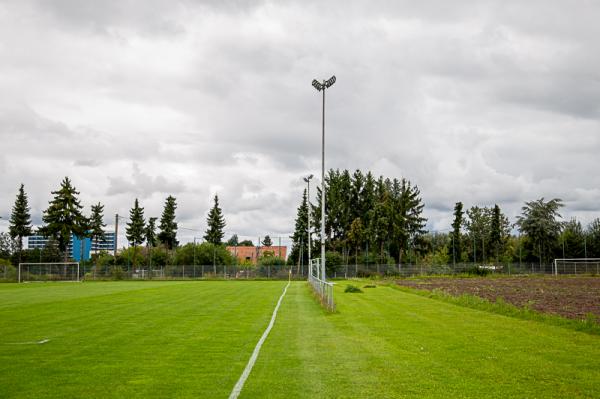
[[226, 246, 287, 265]]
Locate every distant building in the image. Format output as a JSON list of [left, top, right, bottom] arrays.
[[226, 246, 287, 265], [27, 231, 116, 262]]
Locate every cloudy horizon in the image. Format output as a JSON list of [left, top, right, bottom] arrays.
[[1, 0, 599, 246]]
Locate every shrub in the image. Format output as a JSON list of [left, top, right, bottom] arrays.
[[111, 266, 125, 280], [357, 269, 378, 278], [467, 266, 490, 276], [344, 284, 363, 293], [0, 259, 16, 281]]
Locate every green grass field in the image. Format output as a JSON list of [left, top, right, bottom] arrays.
[[1, 281, 599, 398]]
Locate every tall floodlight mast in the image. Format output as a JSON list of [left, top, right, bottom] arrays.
[[311, 75, 336, 282]]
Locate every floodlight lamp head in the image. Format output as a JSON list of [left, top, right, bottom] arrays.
[[303, 174, 314, 182], [324, 75, 336, 88], [312, 79, 323, 91]]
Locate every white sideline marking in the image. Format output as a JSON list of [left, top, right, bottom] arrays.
[[228, 281, 291, 399], [4, 338, 50, 345]]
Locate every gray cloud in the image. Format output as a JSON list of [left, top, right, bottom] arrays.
[[1, 0, 600, 242], [107, 163, 186, 198], [74, 159, 101, 167]]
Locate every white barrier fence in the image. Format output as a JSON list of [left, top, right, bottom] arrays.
[[308, 258, 335, 311]]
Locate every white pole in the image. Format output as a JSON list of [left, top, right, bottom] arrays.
[[321, 85, 326, 282], [77, 262, 80, 282], [18, 263, 21, 283], [307, 179, 311, 278]]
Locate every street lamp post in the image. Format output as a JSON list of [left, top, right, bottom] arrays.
[[193, 237, 202, 267], [312, 75, 336, 281], [303, 174, 314, 278]]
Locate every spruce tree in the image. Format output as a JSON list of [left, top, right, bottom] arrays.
[[126, 199, 145, 245], [262, 235, 273, 247], [41, 177, 88, 260], [390, 178, 427, 267], [204, 194, 226, 245], [290, 189, 309, 268], [449, 202, 463, 262], [89, 203, 106, 251], [158, 196, 179, 250], [9, 183, 33, 262], [350, 170, 365, 224], [145, 217, 158, 248], [145, 217, 157, 269], [126, 199, 145, 268], [361, 172, 376, 227], [370, 190, 391, 261], [489, 204, 502, 259]]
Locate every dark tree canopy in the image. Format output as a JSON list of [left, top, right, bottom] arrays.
[[89, 202, 106, 245], [262, 235, 273, 247], [145, 217, 158, 247], [126, 199, 146, 247], [226, 234, 239, 246], [449, 202, 463, 260], [298, 169, 427, 266], [41, 177, 88, 256], [586, 218, 600, 258], [9, 183, 33, 259], [158, 196, 179, 249], [516, 197, 563, 265], [290, 189, 309, 266], [561, 218, 585, 258], [489, 204, 503, 258], [204, 194, 226, 245]]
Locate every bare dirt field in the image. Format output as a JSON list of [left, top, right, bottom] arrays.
[[396, 276, 600, 321]]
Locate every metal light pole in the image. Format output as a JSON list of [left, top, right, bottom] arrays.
[[303, 174, 314, 277], [312, 75, 336, 281], [193, 237, 201, 266]]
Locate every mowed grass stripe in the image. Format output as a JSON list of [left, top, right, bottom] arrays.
[[241, 282, 600, 398], [0, 281, 287, 399], [0, 281, 180, 309]]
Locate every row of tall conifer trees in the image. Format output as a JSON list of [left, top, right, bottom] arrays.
[[289, 169, 427, 266], [4, 177, 227, 265]]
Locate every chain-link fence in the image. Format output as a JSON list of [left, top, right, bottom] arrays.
[[2, 261, 598, 282]]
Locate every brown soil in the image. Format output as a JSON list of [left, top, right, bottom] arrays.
[[396, 276, 600, 321]]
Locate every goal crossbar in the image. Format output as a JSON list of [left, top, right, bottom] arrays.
[[18, 262, 80, 283]]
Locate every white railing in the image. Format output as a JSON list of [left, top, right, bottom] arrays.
[[308, 258, 335, 311]]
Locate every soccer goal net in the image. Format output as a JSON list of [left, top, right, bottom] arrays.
[[552, 258, 600, 275], [18, 262, 80, 283]]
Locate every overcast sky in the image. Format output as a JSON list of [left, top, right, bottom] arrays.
[[1, 0, 599, 246]]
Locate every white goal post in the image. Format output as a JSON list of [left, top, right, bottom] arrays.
[[18, 262, 80, 283], [552, 258, 600, 275]]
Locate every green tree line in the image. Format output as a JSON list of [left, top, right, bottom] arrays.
[[290, 169, 428, 272], [4, 177, 600, 273]]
